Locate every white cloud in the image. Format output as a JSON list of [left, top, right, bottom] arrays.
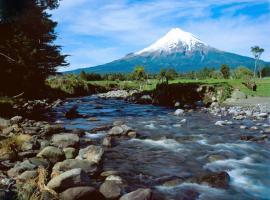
[[51, 0, 270, 71]]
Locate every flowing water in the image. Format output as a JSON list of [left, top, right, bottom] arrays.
[[49, 95, 270, 200]]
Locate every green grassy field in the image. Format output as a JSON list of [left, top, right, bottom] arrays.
[[88, 78, 270, 97]]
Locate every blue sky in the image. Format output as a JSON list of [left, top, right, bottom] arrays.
[[50, 0, 270, 71]]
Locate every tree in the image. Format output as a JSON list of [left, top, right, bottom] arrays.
[[159, 69, 167, 83], [79, 71, 87, 80], [232, 66, 253, 79], [251, 46, 264, 78], [0, 0, 68, 96], [159, 68, 178, 84], [130, 66, 147, 90], [220, 64, 230, 79], [261, 66, 270, 77]]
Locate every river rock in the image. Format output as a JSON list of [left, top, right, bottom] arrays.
[[64, 147, 77, 159], [47, 168, 91, 193], [258, 113, 268, 118], [53, 159, 98, 176], [10, 116, 23, 124], [76, 145, 104, 164], [52, 133, 80, 148], [207, 155, 226, 162], [43, 124, 65, 136], [99, 180, 122, 199], [102, 136, 112, 147], [100, 170, 119, 177], [108, 126, 124, 136], [113, 121, 125, 126], [197, 171, 230, 189], [17, 170, 38, 181], [7, 160, 36, 177], [60, 186, 105, 200], [174, 109, 184, 116], [105, 175, 123, 184], [120, 188, 152, 200], [0, 117, 11, 129], [21, 138, 40, 151], [37, 146, 65, 163]]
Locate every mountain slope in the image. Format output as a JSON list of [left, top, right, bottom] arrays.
[[66, 28, 265, 74]]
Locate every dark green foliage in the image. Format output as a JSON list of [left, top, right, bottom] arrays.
[[261, 66, 270, 77], [220, 64, 230, 79], [159, 67, 178, 84], [80, 71, 102, 81], [196, 67, 215, 79], [232, 66, 253, 79], [0, 0, 67, 97]]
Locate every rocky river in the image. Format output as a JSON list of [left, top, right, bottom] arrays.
[[0, 93, 269, 200], [46, 95, 270, 200]]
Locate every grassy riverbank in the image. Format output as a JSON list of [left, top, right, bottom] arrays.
[[87, 78, 270, 97]]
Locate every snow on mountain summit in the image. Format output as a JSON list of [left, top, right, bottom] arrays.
[[135, 28, 208, 55]]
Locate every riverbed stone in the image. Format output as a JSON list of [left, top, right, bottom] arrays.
[[0, 117, 11, 129], [60, 186, 105, 200], [76, 145, 104, 164], [43, 124, 65, 136], [99, 180, 122, 199], [53, 159, 98, 176], [17, 170, 38, 181], [7, 160, 36, 177], [102, 136, 112, 147], [52, 133, 79, 148], [207, 155, 226, 162], [113, 121, 125, 126], [100, 170, 119, 177], [119, 188, 152, 200], [47, 168, 91, 193], [10, 116, 23, 124], [37, 146, 65, 163], [63, 147, 77, 159], [197, 171, 230, 189], [108, 126, 124, 136], [174, 109, 184, 116]]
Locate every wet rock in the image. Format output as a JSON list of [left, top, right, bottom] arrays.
[[250, 126, 258, 130], [120, 188, 152, 200], [197, 171, 230, 189], [53, 159, 98, 176], [174, 109, 184, 116], [108, 126, 124, 136], [240, 125, 247, 129], [23, 126, 40, 135], [162, 178, 184, 187], [99, 180, 122, 199], [52, 133, 79, 148], [64, 147, 77, 159], [127, 131, 137, 138], [258, 113, 268, 118], [47, 168, 91, 193], [37, 146, 65, 164], [65, 106, 80, 119], [240, 135, 255, 141], [102, 136, 112, 147], [60, 186, 105, 200], [113, 121, 125, 126], [76, 145, 104, 164], [28, 157, 50, 169]]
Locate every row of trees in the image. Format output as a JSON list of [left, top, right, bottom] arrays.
[[0, 0, 67, 97], [79, 64, 270, 83]]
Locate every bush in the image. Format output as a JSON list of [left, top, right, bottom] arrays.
[[232, 66, 253, 79]]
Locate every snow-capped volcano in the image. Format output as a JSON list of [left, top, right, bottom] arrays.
[[66, 27, 261, 74], [135, 28, 208, 55]]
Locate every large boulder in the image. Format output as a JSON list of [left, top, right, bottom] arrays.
[[76, 145, 104, 164], [37, 146, 65, 164], [99, 181, 122, 199], [53, 159, 98, 176], [120, 188, 152, 200], [52, 133, 80, 148], [60, 186, 105, 200], [47, 168, 91, 193], [63, 147, 77, 159], [108, 125, 132, 136]]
